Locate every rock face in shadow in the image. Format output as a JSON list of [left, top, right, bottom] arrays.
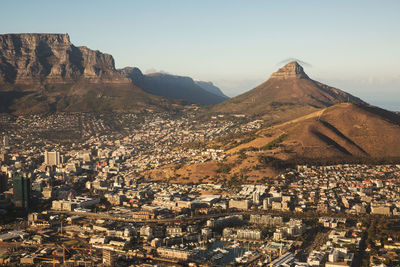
[[0, 33, 175, 114], [269, 61, 310, 80], [119, 67, 229, 105]]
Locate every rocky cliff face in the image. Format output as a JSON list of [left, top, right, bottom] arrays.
[[0, 33, 128, 84], [0, 34, 177, 114], [119, 67, 144, 84], [269, 61, 309, 80]]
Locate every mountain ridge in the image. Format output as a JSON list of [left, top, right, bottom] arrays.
[[194, 80, 228, 98], [211, 61, 365, 123], [263, 102, 400, 159], [119, 67, 229, 105], [0, 33, 181, 114]]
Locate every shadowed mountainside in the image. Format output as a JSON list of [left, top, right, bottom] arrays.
[[120, 67, 229, 105], [195, 80, 228, 98]]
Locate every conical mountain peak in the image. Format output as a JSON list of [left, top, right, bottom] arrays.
[[270, 61, 309, 80], [212, 61, 365, 122]]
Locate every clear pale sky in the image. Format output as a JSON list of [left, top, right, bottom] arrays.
[[1, 0, 400, 110]]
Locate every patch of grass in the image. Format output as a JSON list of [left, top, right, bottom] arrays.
[[258, 155, 295, 169], [226, 136, 256, 150], [270, 102, 295, 108], [215, 163, 232, 173], [260, 133, 287, 150]]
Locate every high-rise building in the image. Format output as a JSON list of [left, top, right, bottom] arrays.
[[103, 249, 116, 266], [0, 152, 7, 163], [0, 173, 8, 193], [13, 175, 31, 209], [253, 191, 260, 204], [44, 151, 60, 166], [2, 136, 9, 147]]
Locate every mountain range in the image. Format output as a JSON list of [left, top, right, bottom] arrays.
[[2, 33, 400, 180], [0, 33, 227, 114], [119, 67, 228, 105], [141, 62, 400, 182]]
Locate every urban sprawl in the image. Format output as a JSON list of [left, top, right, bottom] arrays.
[[0, 112, 399, 266]]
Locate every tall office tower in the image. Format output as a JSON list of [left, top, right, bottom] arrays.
[[13, 174, 31, 209], [2, 136, 9, 147], [44, 151, 60, 166], [0, 173, 8, 193], [253, 191, 260, 205]]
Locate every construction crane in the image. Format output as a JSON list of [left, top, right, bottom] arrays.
[[71, 246, 94, 266], [61, 244, 70, 264], [53, 242, 71, 265], [65, 259, 92, 267], [55, 243, 94, 267], [35, 256, 59, 267], [58, 214, 65, 237], [72, 247, 93, 257], [60, 220, 63, 236]]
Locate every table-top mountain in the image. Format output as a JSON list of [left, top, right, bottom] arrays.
[[0, 33, 175, 114]]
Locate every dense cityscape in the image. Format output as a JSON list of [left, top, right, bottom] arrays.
[[0, 112, 399, 267], [2, 1, 400, 266]]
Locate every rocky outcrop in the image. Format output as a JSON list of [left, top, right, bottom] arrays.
[[269, 61, 309, 80], [118, 67, 144, 84], [0, 33, 128, 84]]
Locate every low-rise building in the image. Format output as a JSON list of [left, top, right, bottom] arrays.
[[156, 247, 193, 261], [229, 199, 250, 210]]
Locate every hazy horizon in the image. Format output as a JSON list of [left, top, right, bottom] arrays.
[[1, 0, 399, 110]]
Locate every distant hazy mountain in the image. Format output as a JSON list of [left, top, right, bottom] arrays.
[[0, 33, 175, 114], [120, 67, 229, 105], [212, 61, 364, 123], [194, 81, 228, 98]]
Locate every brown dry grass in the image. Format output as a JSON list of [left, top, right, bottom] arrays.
[[145, 103, 400, 184]]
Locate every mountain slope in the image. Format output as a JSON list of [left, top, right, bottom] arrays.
[[228, 102, 400, 160], [212, 61, 364, 123], [195, 81, 228, 98], [143, 103, 400, 183], [120, 67, 229, 105], [274, 103, 400, 159], [0, 33, 174, 114]]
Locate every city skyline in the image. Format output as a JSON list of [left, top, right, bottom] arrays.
[[1, 0, 399, 110]]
